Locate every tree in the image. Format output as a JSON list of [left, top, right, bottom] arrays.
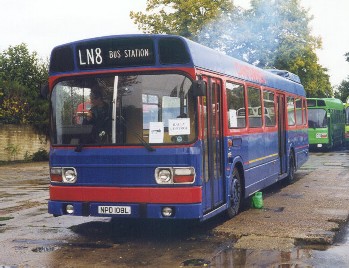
[[345, 52, 349, 62], [334, 79, 349, 102], [0, 43, 49, 128], [131, 0, 332, 96], [334, 52, 349, 102], [130, 0, 234, 40], [198, 0, 332, 97]]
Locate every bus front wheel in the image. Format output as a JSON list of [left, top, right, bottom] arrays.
[[226, 167, 242, 218]]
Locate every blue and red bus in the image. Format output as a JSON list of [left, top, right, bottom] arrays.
[[43, 34, 309, 221]]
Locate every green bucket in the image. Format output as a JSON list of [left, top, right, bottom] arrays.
[[252, 191, 263, 209]]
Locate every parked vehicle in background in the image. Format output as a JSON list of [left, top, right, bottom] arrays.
[[344, 97, 349, 147], [307, 98, 345, 150]]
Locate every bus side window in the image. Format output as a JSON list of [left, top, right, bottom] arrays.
[[263, 90, 276, 127], [226, 82, 246, 128], [295, 98, 303, 125], [303, 99, 307, 125], [287, 97, 295, 126], [247, 87, 262, 128]]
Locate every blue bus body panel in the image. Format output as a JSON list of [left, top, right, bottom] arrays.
[[50, 142, 202, 187], [289, 129, 309, 168], [227, 132, 279, 196]]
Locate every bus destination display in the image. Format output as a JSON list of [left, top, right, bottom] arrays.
[[76, 38, 155, 69]]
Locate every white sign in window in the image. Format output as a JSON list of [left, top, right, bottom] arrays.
[[229, 109, 238, 128], [168, 118, 190, 135], [149, 122, 164, 143]]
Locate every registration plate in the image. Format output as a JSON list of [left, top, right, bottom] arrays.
[[98, 206, 131, 215]]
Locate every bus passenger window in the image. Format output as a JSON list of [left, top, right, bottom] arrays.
[[226, 82, 246, 128], [295, 99, 303, 125], [263, 91, 276, 126], [247, 87, 262, 128], [303, 99, 307, 125], [287, 97, 295, 126]]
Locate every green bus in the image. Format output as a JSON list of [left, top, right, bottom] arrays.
[[307, 98, 345, 150], [344, 97, 349, 146]]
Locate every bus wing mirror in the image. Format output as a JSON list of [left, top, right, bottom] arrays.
[[40, 83, 49, 99], [192, 80, 206, 97]]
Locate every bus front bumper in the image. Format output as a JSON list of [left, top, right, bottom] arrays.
[[48, 200, 202, 220]]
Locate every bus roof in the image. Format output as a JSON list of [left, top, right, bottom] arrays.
[[49, 34, 306, 97], [307, 98, 344, 110]]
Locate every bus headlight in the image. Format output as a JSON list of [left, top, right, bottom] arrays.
[[62, 168, 77, 183], [155, 168, 172, 184], [155, 167, 195, 184]]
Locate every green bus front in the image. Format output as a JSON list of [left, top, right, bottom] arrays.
[[307, 98, 345, 150], [345, 103, 349, 146], [307, 108, 330, 149]]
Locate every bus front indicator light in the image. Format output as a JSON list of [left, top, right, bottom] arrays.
[[173, 168, 195, 183], [50, 167, 62, 182]]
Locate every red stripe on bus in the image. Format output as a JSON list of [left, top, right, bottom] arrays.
[[50, 186, 202, 204]]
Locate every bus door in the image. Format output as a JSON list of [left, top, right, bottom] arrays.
[[200, 76, 224, 212], [277, 94, 287, 175]]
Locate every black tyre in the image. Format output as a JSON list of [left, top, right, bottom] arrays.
[[226, 167, 242, 218], [285, 153, 295, 184]]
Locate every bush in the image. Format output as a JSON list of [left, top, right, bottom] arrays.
[[31, 148, 49, 161]]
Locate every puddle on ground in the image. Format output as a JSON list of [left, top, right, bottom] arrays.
[[280, 193, 303, 199], [181, 258, 211, 266], [13, 238, 113, 255], [263, 207, 284, 213], [32, 246, 59, 253], [0, 217, 14, 221], [209, 222, 349, 267], [7, 216, 349, 267]]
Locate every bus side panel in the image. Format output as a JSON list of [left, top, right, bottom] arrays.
[[239, 131, 279, 196], [288, 128, 309, 168]]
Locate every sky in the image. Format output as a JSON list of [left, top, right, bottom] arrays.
[[1, 0, 348, 87]]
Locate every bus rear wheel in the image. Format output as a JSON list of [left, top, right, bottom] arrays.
[[226, 167, 242, 218], [285, 153, 295, 184]]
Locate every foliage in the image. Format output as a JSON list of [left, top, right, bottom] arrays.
[[131, 0, 333, 97], [130, 0, 233, 40], [31, 148, 49, 162], [4, 144, 20, 161], [198, 0, 332, 97], [0, 43, 49, 131], [334, 78, 349, 103], [345, 52, 349, 63], [274, 45, 332, 97], [334, 52, 349, 102]]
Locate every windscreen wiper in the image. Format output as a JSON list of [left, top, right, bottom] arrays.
[[116, 116, 155, 152]]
